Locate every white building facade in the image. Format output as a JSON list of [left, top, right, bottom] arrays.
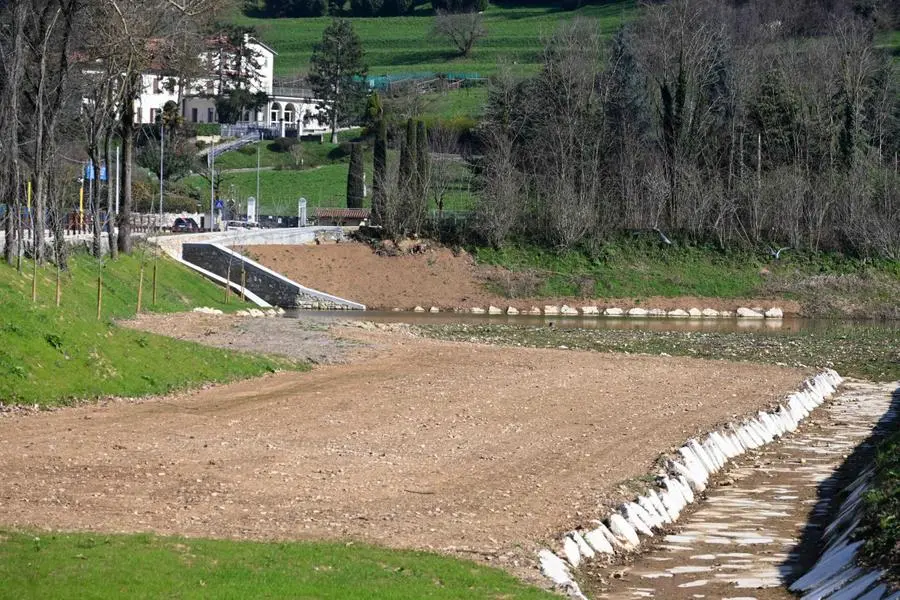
[[134, 36, 325, 135]]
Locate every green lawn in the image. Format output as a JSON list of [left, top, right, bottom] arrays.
[[234, 1, 637, 77], [0, 252, 299, 407], [0, 530, 555, 600]]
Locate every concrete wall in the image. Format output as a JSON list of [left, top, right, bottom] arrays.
[[182, 242, 364, 310]]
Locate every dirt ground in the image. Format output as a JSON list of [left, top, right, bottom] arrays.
[[243, 242, 799, 313], [0, 316, 806, 578]]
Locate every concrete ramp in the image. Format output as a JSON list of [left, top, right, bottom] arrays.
[[182, 243, 364, 310]]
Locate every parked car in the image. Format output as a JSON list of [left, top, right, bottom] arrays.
[[172, 217, 200, 233]]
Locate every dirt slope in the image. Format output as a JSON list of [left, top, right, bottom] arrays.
[[0, 324, 805, 571], [243, 241, 799, 313]]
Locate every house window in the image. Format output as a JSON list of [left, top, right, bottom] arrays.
[[153, 78, 161, 94], [191, 108, 198, 123], [207, 108, 215, 123], [149, 108, 159, 123]]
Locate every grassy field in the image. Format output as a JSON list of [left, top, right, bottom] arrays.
[[0, 530, 555, 600], [0, 251, 298, 407], [234, 1, 637, 77]]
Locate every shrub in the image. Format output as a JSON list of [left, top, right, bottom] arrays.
[[196, 123, 222, 137], [380, 0, 413, 15], [349, 0, 383, 16], [269, 137, 298, 153]]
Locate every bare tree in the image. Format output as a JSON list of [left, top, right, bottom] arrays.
[[475, 128, 521, 248], [433, 10, 485, 57]]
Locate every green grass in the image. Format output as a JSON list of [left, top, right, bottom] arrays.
[[473, 240, 900, 315], [0, 530, 555, 600], [234, 2, 637, 77], [0, 251, 300, 407], [857, 427, 900, 583]]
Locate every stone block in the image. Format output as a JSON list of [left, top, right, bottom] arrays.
[[603, 307, 624, 316], [470, 307, 486, 314], [580, 306, 600, 316], [701, 308, 719, 317], [560, 305, 579, 316], [687, 308, 702, 317], [506, 306, 519, 315], [765, 307, 784, 319], [413, 306, 426, 313], [429, 306, 440, 313], [544, 305, 560, 316], [667, 309, 689, 317], [627, 307, 649, 317], [737, 307, 764, 318], [488, 305, 503, 315]]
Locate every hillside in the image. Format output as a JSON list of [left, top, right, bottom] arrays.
[[233, 1, 637, 76], [0, 251, 296, 407]]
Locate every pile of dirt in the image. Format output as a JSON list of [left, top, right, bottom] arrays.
[[243, 241, 798, 313]]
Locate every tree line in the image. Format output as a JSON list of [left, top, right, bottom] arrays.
[[467, 0, 899, 258], [255, 0, 487, 18]]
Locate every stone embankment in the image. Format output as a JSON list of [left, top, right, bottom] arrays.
[[408, 304, 784, 319], [538, 370, 842, 599]]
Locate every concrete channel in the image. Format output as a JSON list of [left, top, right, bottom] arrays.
[[585, 381, 898, 600]]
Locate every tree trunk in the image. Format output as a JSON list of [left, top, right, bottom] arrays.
[[117, 84, 136, 255], [104, 132, 117, 260]]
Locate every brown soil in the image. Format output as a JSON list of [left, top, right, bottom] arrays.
[[243, 241, 800, 314], [0, 318, 805, 576]]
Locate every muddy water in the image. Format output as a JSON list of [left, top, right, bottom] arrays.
[[289, 310, 898, 336], [584, 381, 898, 600]]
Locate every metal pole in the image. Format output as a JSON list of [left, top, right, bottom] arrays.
[[209, 141, 215, 231], [256, 130, 261, 222], [115, 144, 120, 214], [159, 123, 164, 228]]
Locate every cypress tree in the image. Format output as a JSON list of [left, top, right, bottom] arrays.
[[399, 118, 416, 195], [415, 120, 429, 202], [346, 143, 364, 209], [372, 119, 387, 225]]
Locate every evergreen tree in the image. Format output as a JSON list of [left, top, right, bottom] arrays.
[[372, 119, 387, 225], [308, 19, 367, 143], [346, 143, 365, 209], [399, 118, 416, 195], [415, 120, 429, 201]]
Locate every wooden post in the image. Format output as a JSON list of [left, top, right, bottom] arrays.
[[224, 262, 231, 304], [31, 257, 37, 303], [55, 264, 61, 307], [152, 261, 158, 305], [137, 262, 144, 313], [96, 270, 103, 320], [240, 269, 246, 302]]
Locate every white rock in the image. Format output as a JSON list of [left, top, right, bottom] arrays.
[[276, 307, 286, 315], [627, 307, 649, 317], [580, 306, 600, 316], [413, 306, 426, 313], [765, 307, 784, 319], [636, 496, 664, 528], [671, 460, 706, 494], [622, 503, 654, 536], [675, 475, 695, 503], [544, 305, 560, 316], [570, 531, 595, 559], [584, 527, 614, 554], [827, 570, 884, 600], [688, 440, 718, 475], [719, 310, 733, 317], [235, 310, 250, 317], [648, 490, 676, 522], [265, 309, 277, 317], [506, 306, 519, 315], [538, 549, 572, 586], [248, 308, 265, 318], [736, 307, 764, 318], [648, 308, 667, 317], [608, 513, 641, 547], [528, 307, 542, 315], [659, 488, 683, 519], [590, 520, 629, 551], [560, 304, 579, 316], [470, 307, 486, 314], [603, 307, 624, 316], [488, 305, 503, 315], [429, 306, 440, 313], [687, 307, 702, 317], [667, 309, 690, 317], [562, 536, 581, 568], [701, 308, 719, 317]]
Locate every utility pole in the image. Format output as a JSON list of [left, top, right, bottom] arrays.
[[209, 140, 215, 231], [159, 123, 164, 228], [115, 144, 120, 215], [256, 130, 261, 223]]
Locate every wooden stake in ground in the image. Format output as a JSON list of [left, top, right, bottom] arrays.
[[240, 269, 246, 302], [31, 257, 37, 303], [152, 261, 158, 305], [225, 263, 232, 304], [137, 262, 145, 313], [55, 263, 61, 307], [96, 270, 103, 320]]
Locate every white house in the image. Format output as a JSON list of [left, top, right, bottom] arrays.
[[135, 36, 325, 135]]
